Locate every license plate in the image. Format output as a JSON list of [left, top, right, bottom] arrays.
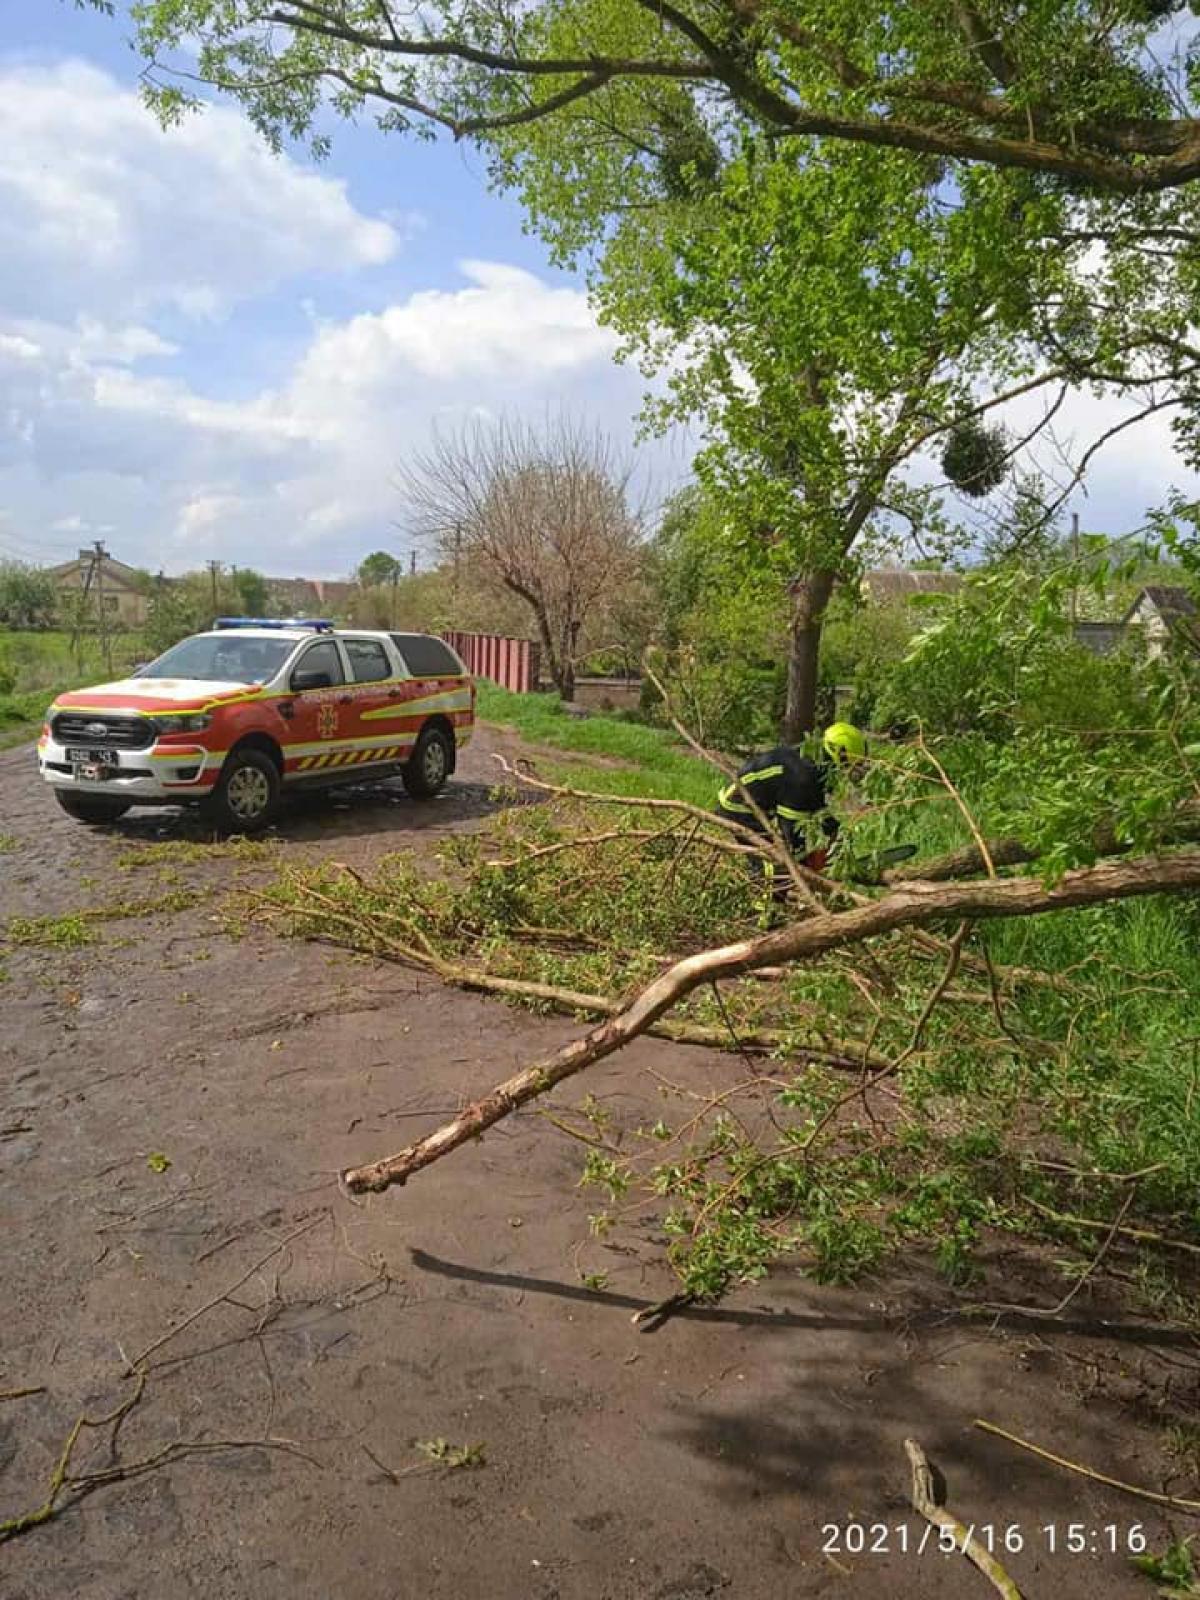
[[66, 747, 118, 766]]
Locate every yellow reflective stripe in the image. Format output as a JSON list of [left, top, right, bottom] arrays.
[[740, 764, 783, 784], [776, 804, 810, 822], [717, 786, 753, 812], [360, 689, 469, 722]]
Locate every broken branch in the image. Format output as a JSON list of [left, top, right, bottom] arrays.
[[343, 849, 1200, 1193]]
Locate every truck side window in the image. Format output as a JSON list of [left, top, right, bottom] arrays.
[[345, 638, 392, 684], [293, 639, 344, 688], [390, 634, 464, 676]]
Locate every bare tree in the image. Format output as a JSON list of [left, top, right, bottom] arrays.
[[399, 415, 644, 701]]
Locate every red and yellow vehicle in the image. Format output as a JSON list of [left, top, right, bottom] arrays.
[[38, 619, 474, 831]]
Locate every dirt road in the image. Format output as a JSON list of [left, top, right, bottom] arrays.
[[0, 733, 1187, 1598]]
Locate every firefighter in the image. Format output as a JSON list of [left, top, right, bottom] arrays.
[[714, 722, 867, 878]]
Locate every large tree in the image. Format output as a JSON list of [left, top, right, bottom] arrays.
[[123, 0, 1200, 194], [497, 96, 1200, 729], [117, 0, 1200, 729]]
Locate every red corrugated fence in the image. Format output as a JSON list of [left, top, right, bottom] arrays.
[[442, 631, 540, 694]]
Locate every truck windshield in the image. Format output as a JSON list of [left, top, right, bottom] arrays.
[[137, 634, 294, 684]]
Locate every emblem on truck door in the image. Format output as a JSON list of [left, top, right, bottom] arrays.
[[317, 704, 338, 739]]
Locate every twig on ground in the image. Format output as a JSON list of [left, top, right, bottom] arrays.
[[128, 1213, 327, 1371], [979, 1189, 1135, 1319], [0, 1387, 46, 1403], [975, 1419, 1200, 1513], [1027, 1198, 1200, 1257], [631, 1292, 697, 1331], [906, 1438, 1023, 1598]]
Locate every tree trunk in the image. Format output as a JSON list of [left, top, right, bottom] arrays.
[[509, 582, 560, 698], [782, 568, 836, 742]]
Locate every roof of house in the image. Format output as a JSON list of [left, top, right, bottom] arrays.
[[861, 568, 966, 602], [1121, 584, 1200, 650], [46, 552, 144, 591], [1136, 584, 1197, 620], [263, 576, 358, 614]]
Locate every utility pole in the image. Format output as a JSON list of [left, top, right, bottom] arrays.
[[207, 559, 222, 620], [452, 523, 462, 610], [93, 539, 113, 676], [69, 547, 97, 675], [390, 561, 399, 629], [409, 549, 417, 576]]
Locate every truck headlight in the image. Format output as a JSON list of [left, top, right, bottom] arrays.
[[156, 713, 211, 734]]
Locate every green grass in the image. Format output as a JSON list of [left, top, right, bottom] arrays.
[[476, 684, 718, 806], [0, 688, 54, 750], [0, 629, 147, 750]]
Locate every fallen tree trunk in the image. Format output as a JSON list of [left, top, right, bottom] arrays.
[[884, 801, 1200, 885], [343, 848, 1200, 1194]]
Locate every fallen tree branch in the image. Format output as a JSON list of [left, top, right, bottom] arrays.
[[485, 826, 758, 869], [256, 874, 878, 1064], [884, 800, 1200, 885], [343, 849, 1200, 1193], [127, 1214, 326, 1371], [1028, 1199, 1200, 1258], [491, 753, 789, 866], [905, 1438, 1024, 1598]]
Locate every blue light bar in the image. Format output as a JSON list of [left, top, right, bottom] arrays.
[[213, 617, 334, 632]]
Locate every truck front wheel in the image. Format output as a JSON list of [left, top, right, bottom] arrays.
[[203, 748, 281, 833]]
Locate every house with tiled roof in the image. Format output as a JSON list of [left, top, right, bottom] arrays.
[[263, 576, 358, 619], [47, 549, 148, 627]]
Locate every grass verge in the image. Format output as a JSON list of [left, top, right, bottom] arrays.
[[475, 683, 717, 806]]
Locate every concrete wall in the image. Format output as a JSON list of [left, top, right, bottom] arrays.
[[569, 676, 643, 712]]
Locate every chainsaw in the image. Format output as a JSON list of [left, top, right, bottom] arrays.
[[801, 842, 918, 882]]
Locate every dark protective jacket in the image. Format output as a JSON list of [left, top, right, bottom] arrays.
[[716, 744, 839, 856]]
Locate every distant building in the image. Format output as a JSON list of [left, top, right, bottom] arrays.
[[47, 549, 147, 627], [1072, 621, 1128, 657], [1122, 585, 1199, 659], [263, 576, 358, 619], [860, 568, 966, 605]]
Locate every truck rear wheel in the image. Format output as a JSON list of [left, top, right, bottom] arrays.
[[202, 748, 281, 833], [401, 725, 452, 799], [55, 791, 132, 825]]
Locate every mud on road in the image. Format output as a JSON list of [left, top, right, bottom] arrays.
[[0, 733, 1190, 1598]]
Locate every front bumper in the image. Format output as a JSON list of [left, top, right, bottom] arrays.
[[38, 734, 223, 803]]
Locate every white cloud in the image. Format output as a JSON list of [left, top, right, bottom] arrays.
[[1, 253, 661, 572], [0, 57, 678, 575], [0, 60, 397, 325]]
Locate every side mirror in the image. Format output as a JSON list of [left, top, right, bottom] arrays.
[[291, 668, 333, 692], [130, 662, 150, 676]]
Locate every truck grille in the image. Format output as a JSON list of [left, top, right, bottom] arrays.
[[52, 712, 155, 750]]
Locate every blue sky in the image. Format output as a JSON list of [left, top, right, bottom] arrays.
[[0, 1, 1194, 578]]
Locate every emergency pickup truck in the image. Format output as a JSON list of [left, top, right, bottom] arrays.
[[38, 619, 474, 832]]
